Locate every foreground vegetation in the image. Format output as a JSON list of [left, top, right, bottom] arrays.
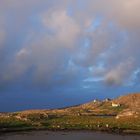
[[0, 115, 140, 134]]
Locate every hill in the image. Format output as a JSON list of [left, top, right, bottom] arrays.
[[59, 93, 140, 117], [0, 93, 140, 134]]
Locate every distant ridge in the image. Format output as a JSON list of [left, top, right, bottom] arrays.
[[14, 93, 140, 118], [1, 93, 140, 118]]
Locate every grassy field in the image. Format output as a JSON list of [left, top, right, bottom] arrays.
[[42, 116, 140, 132], [0, 115, 140, 134]]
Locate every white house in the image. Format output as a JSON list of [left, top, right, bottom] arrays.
[[93, 99, 97, 103], [104, 98, 111, 102], [112, 102, 121, 107]]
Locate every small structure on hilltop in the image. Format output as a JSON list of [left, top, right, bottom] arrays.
[[104, 98, 111, 102], [93, 99, 97, 103], [111, 102, 121, 107], [93, 99, 100, 103]]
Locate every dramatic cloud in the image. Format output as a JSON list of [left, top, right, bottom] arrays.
[[0, 29, 6, 47], [42, 9, 81, 47], [105, 58, 136, 85], [0, 0, 140, 93]]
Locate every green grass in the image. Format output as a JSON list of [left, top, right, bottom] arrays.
[[26, 113, 48, 122], [0, 115, 140, 134], [0, 117, 31, 128], [41, 116, 140, 131]]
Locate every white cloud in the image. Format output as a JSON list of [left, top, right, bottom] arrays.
[[0, 30, 6, 47], [42, 9, 81, 48]]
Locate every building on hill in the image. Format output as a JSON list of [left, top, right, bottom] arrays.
[[112, 102, 121, 107], [104, 98, 111, 102], [93, 99, 100, 103], [93, 100, 97, 103]]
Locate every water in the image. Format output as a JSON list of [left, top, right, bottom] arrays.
[[0, 131, 139, 140]]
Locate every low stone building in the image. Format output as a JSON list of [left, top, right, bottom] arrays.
[[104, 98, 111, 102], [93, 100, 97, 103], [112, 102, 121, 107]]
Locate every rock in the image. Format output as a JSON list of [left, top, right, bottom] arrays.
[[116, 110, 139, 119], [106, 124, 109, 128]]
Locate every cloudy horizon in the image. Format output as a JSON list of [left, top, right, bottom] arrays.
[[0, 0, 140, 112]]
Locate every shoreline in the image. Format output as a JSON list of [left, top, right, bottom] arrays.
[[0, 127, 140, 135]]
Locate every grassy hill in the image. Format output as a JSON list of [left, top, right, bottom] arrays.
[[0, 93, 140, 134]]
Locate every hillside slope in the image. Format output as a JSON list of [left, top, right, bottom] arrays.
[[0, 93, 140, 134], [113, 93, 140, 118], [13, 93, 140, 118], [113, 93, 140, 109]]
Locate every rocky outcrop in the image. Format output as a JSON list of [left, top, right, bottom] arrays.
[[116, 109, 139, 119]]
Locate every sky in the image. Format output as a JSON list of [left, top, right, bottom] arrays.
[[0, 0, 140, 112]]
